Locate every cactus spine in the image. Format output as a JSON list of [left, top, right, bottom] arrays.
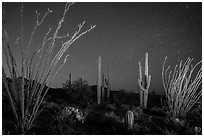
[[125, 110, 134, 130], [138, 52, 151, 108], [97, 56, 102, 104]]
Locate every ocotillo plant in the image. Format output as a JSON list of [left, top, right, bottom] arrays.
[[97, 56, 102, 104], [125, 110, 134, 130], [2, 3, 95, 134], [162, 57, 202, 118], [138, 52, 151, 108]]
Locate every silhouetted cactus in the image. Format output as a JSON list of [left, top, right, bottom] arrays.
[[101, 73, 105, 102], [105, 65, 110, 101], [68, 73, 72, 86], [138, 52, 151, 108], [97, 56, 102, 104]]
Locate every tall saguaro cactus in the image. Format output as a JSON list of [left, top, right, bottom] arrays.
[[68, 73, 72, 86], [138, 52, 151, 108], [97, 56, 102, 104], [101, 73, 105, 102], [106, 65, 110, 101]]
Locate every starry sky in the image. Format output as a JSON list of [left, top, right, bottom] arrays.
[[3, 2, 202, 94]]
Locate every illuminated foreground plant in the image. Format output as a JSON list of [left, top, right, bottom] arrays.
[[138, 52, 151, 108], [162, 57, 202, 118], [2, 2, 95, 134], [125, 110, 134, 130]]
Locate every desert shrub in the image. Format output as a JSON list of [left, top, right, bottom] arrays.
[[113, 89, 127, 104], [45, 88, 67, 104], [103, 112, 128, 134], [28, 102, 61, 134], [83, 104, 127, 134], [48, 105, 87, 135], [112, 90, 140, 106], [114, 104, 130, 119], [127, 92, 140, 106], [147, 94, 163, 108], [62, 78, 95, 107], [60, 106, 87, 123], [131, 106, 143, 121], [186, 105, 202, 127]]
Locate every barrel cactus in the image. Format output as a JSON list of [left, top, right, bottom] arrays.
[[125, 110, 134, 130]]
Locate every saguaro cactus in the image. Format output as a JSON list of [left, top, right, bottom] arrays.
[[106, 65, 110, 101], [68, 73, 72, 85], [79, 78, 83, 85], [101, 73, 105, 102], [125, 110, 134, 130], [79, 77, 83, 91], [97, 56, 102, 104], [138, 52, 151, 108]]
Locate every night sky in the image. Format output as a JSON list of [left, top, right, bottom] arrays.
[[3, 2, 202, 94]]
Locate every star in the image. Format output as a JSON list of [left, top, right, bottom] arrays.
[[185, 5, 190, 9]]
